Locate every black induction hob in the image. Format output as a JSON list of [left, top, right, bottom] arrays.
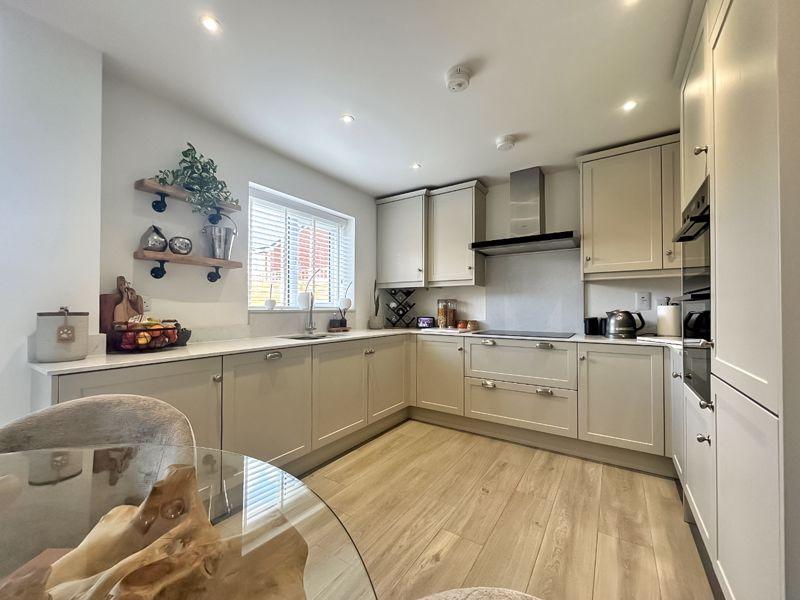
[[476, 330, 575, 339]]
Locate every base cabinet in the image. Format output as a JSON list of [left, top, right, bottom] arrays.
[[669, 347, 685, 480], [577, 344, 664, 455], [417, 335, 464, 415], [367, 336, 407, 423], [57, 357, 223, 450], [684, 384, 717, 557], [465, 377, 577, 438], [464, 337, 577, 389], [222, 347, 312, 466], [714, 375, 781, 600], [312, 340, 368, 450]]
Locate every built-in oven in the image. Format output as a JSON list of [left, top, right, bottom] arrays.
[[674, 176, 712, 404]]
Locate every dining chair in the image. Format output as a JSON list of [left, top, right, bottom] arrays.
[[0, 394, 196, 453]]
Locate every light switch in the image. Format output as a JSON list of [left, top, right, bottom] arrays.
[[635, 291, 652, 311]]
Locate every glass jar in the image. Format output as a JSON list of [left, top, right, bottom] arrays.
[[436, 299, 458, 329]]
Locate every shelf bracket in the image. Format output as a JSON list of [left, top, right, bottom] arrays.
[[152, 193, 168, 213], [207, 267, 222, 283], [207, 207, 223, 225], [150, 260, 167, 279]]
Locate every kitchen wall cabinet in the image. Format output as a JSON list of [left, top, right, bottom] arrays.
[[668, 347, 685, 481], [714, 375, 781, 600], [683, 384, 717, 557], [416, 335, 464, 415], [222, 347, 312, 466], [711, 0, 781, 414], [578, 135, 680, 277], [427, 180, 486, 287], [661, 142, 682, 267], [311, 340, 368, 449], [681, 17, 711, 211], [367, 336, 407, 423], [376, 189, 427, 288], [464, 337, 577, 390], [465, 377, 577, 439], [577, 343, 664, 455], [58, 357, 222, 450]]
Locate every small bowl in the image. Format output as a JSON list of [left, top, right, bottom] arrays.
[[168, 236, 193, 255]]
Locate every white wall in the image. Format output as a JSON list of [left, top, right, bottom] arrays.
[[583, 277, 681, 334], [0, 5, 102, 424], [101, 75, 376, 333]]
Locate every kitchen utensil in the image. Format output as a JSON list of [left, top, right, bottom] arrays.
[[584, 317, 601, 335], [112, 276, 144, 324], [36, 307, 89, 362], [168, 236, 192, 255], [201, 213, 237, 260], [139, 225, 168, 252], [605, 310, 646, 339], [657, 298, 681, 337]]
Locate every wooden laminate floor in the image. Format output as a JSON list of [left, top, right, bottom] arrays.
[[302, 420, 714, 600]]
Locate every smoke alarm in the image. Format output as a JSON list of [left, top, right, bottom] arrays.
[[445, 65, 472, 92], [496, 135, 516, 151]]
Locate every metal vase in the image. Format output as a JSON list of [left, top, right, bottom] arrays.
[[202, 225, 236, 260]]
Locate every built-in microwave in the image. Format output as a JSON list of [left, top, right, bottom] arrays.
[[674, 176, 712, 404]]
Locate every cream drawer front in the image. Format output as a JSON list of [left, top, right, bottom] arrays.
[[684, 384, 716, 558], [465, 338, 577, 389], [465, 377, 577, 439]]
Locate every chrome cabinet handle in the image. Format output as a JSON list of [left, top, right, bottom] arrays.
[[481, 339, 496, 346], [665, 249, 673, 256], [364, 348, 375, 355], [481, 380, 496, 389], [265, 351, 283, 360], [671, 372, 682, 379], [585, 256, 591, 262], [466, 265, 473, 270], [699, 400, 715, 411], [417, 267, 424, 272], [579, 355, 586, 361], [457, 346, 464, 352], [535, 342, 553, 350], [535, 388, 554, 396], [212, 374, 223, 383], [693, 145, 709, 155], [696, 434, 711, 445]]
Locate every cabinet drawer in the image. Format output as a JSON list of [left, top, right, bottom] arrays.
[[684, 384, 716, 557], [465, 338, 577, 389], [465, 378, 577, 438]]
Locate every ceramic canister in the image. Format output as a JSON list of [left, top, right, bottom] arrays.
[[35, 307, 89, 362]]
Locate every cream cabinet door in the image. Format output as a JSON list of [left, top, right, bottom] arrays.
[[58, 358, 222, 450], [577, 344, 664, 454], [222, 347, 312, 466], [464, 337, 577, 389], [428, 183, 485, 286], [661, 142, 682, 268], [711, 0, 781, 414], [581, 147, 663, 273], [367, 336, 407, 423], [416, 335, 464, 415], [669, 348, 685, 481], [681, 19, 711, 210], [684, 384, 716, 557], [377, 193, 426, 288], [312, 340, 368, 449], [714, 375, 781, 600]]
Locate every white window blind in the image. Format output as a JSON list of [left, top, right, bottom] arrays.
[[243, 457, 305, 526], [248, 186, 355, 309]]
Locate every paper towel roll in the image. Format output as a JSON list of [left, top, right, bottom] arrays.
[[657, 305, 681, 337]]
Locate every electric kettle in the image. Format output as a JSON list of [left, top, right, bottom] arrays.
[[605, 310, 646, 339]]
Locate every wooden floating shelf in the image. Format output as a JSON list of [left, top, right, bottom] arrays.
[[134, 178, 241, 213], [133, 250, 242, 282]]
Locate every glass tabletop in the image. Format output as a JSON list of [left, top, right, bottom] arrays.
[[0, 445, 375, 599]]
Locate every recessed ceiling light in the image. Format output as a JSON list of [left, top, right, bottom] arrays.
[[200, 15, 221, 33], [622, 100, 638, 112], [340, 114, 355, 124], [411, 163, 422, 170]]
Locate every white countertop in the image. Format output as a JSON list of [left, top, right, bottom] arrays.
[[30, 328, 682, 376]]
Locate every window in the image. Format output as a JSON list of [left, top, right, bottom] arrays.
[[248, 184, 355, 309]]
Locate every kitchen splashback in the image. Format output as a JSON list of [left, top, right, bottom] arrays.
[[485, 248, 583, 331]]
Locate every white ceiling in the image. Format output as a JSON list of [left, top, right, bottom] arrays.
[[8, 0, 691, 196]]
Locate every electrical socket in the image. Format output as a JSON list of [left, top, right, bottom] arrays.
[[635, 291, 652, 311], [142, 296, 152, 313]]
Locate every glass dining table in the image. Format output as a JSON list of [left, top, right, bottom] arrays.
[[0, 444, 375, 599]]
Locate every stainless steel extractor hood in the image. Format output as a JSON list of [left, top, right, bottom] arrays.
[[470, 166, 580, 256]]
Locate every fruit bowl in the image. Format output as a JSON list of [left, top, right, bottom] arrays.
[[110, 321, 179, 353]]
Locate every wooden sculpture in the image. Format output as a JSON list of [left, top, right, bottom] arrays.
[[0, 464, 309, 599]]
